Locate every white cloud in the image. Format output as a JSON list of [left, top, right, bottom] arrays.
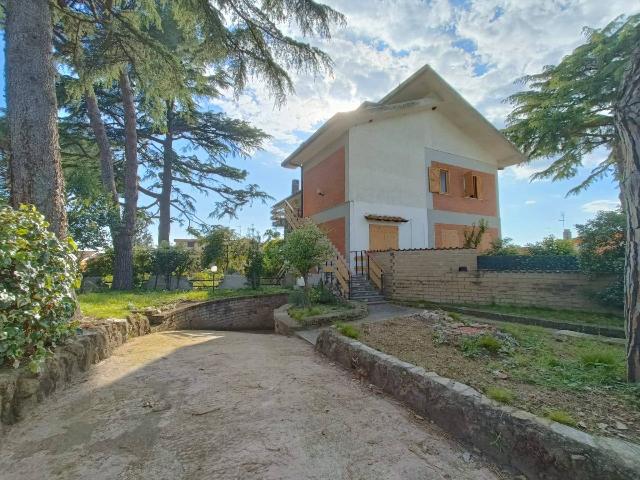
[[524, 200, 536, 205], [208, 1, 637, 163], [581, 199, 620, 213]]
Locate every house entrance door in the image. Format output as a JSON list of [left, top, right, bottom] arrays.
[[369, 224, 399, 251]]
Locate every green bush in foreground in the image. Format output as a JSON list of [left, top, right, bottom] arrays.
[[0, 205, 79, 371]]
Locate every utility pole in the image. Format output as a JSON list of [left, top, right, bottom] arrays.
[[559, 212, 566, 230]]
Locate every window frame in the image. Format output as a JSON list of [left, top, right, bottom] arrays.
[[439, 168, 450, 195]]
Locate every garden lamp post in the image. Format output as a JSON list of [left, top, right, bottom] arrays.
[[210, 265, 218, 294]]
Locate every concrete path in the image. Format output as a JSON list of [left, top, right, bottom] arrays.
[[0, 330, 509, 480], [296, 302, 421, 345]]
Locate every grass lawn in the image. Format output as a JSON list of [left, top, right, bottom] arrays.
[[288, 303, 354, 322], [358, 315, 640, 443], [79, 286, 289, 319], [459, 303, 624, 328], [397, 300, 623, 328]]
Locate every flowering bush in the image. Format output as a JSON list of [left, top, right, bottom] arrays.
[[0, 205, 79, 372]]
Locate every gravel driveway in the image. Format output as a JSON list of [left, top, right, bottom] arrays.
[[0, 330, 509, 479]]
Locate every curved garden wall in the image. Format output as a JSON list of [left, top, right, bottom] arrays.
[[151, 293, 289, 331]]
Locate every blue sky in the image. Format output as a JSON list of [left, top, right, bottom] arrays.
[[2, 1, 634, 245]]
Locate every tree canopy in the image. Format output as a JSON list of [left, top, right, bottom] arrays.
[[503, 14, 640, 194]]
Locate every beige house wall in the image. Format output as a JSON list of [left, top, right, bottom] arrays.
[[371, 249, 614, 312]]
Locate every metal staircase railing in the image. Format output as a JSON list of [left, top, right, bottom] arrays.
[[283, 200, 351, 298]]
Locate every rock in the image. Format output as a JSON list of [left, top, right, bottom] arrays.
[[596, 423, 608, 430], [462, 451, 472, 463], [492, 370, 508, 380], [571, 454, 586, 462], [578, 421, 587, 429], [614, 421, 628, 431]]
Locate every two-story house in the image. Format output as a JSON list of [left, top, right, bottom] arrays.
[[273, 65, 525, 265]]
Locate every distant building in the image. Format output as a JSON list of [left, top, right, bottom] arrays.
[[174, 238, 202, 252]]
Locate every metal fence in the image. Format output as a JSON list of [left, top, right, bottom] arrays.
[[477, 255, 579, 272]]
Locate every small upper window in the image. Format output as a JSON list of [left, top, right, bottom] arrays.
[[464, 171, 482, 199], [470, 175, 479, 198], [187, 241, 195, 248], [439, 170, 449, 194]]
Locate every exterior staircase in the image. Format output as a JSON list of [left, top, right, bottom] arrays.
[[349, 274, 386, 305], [280, 200, 386, 304]]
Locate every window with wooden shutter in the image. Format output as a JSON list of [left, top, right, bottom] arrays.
[[475, 175, 483, 199], [463, 171, 474, 197], [463, 171, 482, 199], [428, 166, 440, 193]]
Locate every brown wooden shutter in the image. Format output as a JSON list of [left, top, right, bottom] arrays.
[[475, 175, 483, 199], [428, 167, 441, 193], [463, 171, 474, 197]]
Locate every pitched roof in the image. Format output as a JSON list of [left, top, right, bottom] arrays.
[[281, 64, 525, 169]]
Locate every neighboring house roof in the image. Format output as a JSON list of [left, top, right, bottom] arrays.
[[281, 64, 525, 169]]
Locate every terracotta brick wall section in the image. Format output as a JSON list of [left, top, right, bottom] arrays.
[[434, 223, 499, 251], [431, 161, 497, 216], [318, 217, 346, 256], [153, 293, 289, 331], [303, 147, 345, 217], [372, 249, 612, 312]]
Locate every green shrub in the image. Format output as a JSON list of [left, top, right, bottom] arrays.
[[0, 205, 79, 371], [486, 387, 516, 405], [288, 289, 308, 307], [545, 409, 577, 427], [461, 335, 503, 356], [576, 210, 624, 309], [335, 322, 360, 339], [580, 350, 617, 368], [478, 335, 503, 354], [310, 282, 338, 305]]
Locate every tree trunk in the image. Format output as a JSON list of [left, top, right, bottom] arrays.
[[85, 87, 119, 206], [6, 0, 67, 238], [158, 102, 174, 245], [111, 70, 139, 290], [615, 47, 640, 382]]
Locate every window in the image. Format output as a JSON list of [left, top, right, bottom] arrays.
[[463, 171, 482, 199], [439, 170, 449, 194], [187, 241, 195, 248]]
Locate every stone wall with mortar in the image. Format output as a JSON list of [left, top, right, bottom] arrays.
[[316, 328, 640, 480], [372, 249, 613, 312], [0, 315, 150, 433], [151, 293, 289, 331]]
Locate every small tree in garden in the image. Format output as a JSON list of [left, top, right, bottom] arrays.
[[245, 240, 264, 289], [463, 219, 488, 248], [262, 238, 285, 278], [576, 209, 625, 309], [0, 205, 79, 372], [282, 223, 333, 300], [152, 244, 195, 290]]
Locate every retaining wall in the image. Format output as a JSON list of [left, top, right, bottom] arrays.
[[373, 249, 614, 312], [316, 329, 640, 480], [0, 315, 150, 433], [151, 293, 289, 331]]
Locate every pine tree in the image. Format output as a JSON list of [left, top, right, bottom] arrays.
[[5, 0, 67, 238], [504, 14, 640, 381]]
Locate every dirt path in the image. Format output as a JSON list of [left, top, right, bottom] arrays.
[[1, 331, 510, 479]]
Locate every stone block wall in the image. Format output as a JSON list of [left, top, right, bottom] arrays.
[[372, 249, 612, 312], [152, 293, 289, 331], [0, 315, 150, 432]]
